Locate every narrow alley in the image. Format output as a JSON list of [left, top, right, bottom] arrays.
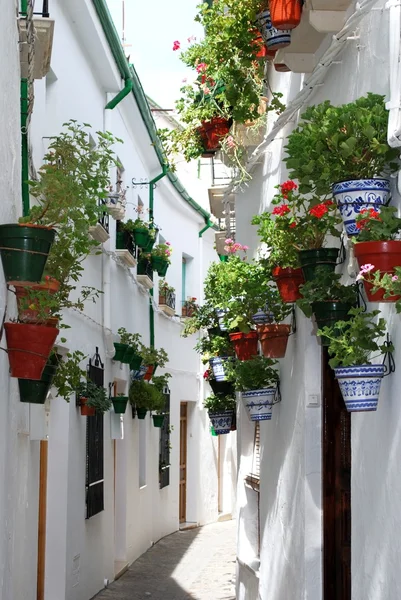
[[94, 521, 236, 600]]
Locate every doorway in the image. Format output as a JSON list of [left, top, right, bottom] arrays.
[[179, 402, 188, 523], [322, 348, 351, 600]]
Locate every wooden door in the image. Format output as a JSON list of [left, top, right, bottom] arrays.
[[179, 403, 188, 523], [323, 348, 351, 600]]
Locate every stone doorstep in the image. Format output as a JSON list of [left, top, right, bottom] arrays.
[[179, 521, 199, 531]]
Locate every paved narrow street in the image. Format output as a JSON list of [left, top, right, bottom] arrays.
[[95, 520, 236, 600]]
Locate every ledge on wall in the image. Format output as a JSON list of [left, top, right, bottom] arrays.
[[19, 17, 55, 79]]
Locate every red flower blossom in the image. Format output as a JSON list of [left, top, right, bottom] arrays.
[[280, 180, 297, 194], [289, 222, 297, 229], [272, 204, 290, 217], [324, 199, 334, 206], [309, 203, 328, 218], [172, 40, 180, 51], [196, 62, 207, 73]]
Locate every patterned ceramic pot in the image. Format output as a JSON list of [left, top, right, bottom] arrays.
[[215, 308, 228, 331], [334, 364, 385, 412], [208, 410, 234, 435], [209, 356, 230, 382], [332, 178, 390, 236], [131, 364, 148, 381], [256, 9, 291, 50], [242, 388, 276, 421]]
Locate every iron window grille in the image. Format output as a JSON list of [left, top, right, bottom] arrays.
[[97, 198, 110, 234], [159, 387, 171, 489], [159, 290, 176, 311]]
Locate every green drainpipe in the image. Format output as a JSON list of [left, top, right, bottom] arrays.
[[199, 218, 213, 237], [21, 78, 29, 217], [105, 79, 133, 110]]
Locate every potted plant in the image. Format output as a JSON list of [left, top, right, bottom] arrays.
[[115, 328, 143, 369], [297, 268, 358, 345], [181, 303, 222, 338], [124, 218, 157, 252], [158, 280, 176, 316], [356, 264, 401, 309], [269, 0, 302, 30], [227, 356, 279, 421], [253, 286, 293, 358], [136, 254, 154, 289], [151, 242, 172, 277], [318, 308, 392, 412], [203, 367, 235, 397], [196, 334, 234, 381], [115, 220, 136, 266], [352, 206, 401, 301], [76, 380, 111, 417], [256, 6, 291, 51], [284, 94, 398, 236], [203, 394, 236, 435], [17, 351, 60, 404], [139, 345, 169, 381], [128, 379, 164, 420], [182, 297, 198, 318], [150, 373, 171, 427]]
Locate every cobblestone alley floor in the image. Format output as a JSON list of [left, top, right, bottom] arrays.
[[95, 520, 236, 600]]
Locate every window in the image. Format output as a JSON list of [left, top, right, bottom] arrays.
[[85, 352, 105, 519], [182, 257, 187, 304], [244, 422, 260, 558], [245, 422, 260, 491], [159, 388, 171, 489]]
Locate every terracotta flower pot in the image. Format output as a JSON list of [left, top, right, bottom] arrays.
[[229, 331, 259, 361], [4, 322, 59, 380], [257, 324, 291, 358], [14, 279, 60, 324], [272, 266, 304, 303], [143, 365, 156, 381], [354, 240, 401, 302], [80, 396, 96, 417], [269, 0, 302, 30], [198, 117, 231, 151]]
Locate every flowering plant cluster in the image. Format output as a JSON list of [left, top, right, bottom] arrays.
[[354, 206, 401, 242], [183, 296, 198, 308], [357, 264, 401, 312], [224, 238, 249, 254], [158, 279, 175, 295], [296, 268, 357, 318], [151, 242, 173, 263]]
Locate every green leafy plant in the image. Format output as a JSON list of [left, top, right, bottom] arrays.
[[226, 356, 279, 391], [129, 379, 165, 411], [52, 350, 87, 402], [139, 345, 169, 368], [318, 308, 393, 368], [152, 373, 172, 393], [151, 242, 173, 264], [203, 394, 236, 413], [76, 380, 111, 414], [357, 265, 401, 311], [181, 303, 220, 337], [194, 334, 234, 363], [117, 328, 142, 352], [296, 269, 357, 318], [123, 218, 157, 238], [353, 206, 401, 242], [284, 94, 399, 196], [159, 279, 175, 295]]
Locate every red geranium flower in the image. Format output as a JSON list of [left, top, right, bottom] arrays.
[[289, 222, 297, 228], [309, 204, 328, 218], [280, 180, 297, 193], [272, 204, 290, 217]]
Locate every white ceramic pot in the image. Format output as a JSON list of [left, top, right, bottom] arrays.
[[242, 387, 276, 421], [208, 410, 234, 435], [334, 364, 385, 412]]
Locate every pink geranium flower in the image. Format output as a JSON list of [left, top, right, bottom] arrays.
[[172, 40, 180, 51]]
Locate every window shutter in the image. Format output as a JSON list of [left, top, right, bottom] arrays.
[[245, 422, 260, 491], [159, 387, 171, 489]]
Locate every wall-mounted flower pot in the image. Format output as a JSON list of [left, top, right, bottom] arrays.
[[229, 331, 259, 361], [143, 364, 157, 381], [129, 355, 143, 371], [257, 324, 291, 358], [269, 0, 302, 30], [131, 364, 148, 381], [252, 309, 273, 326], [334, 364, 385, 412], [151, 256, 169, 277], [14, 278, 60, 324], [113, 342, 129, 362], [136, 407, 148, 419], [312, 301, 355, 346], [18, 359, 58, 404], [257, 8, 291, 50], [354, 240, 401, 302], [208, 326, 222, 338], [198, 117, 231, 151], [4, 322, 58, 380], [208, 410, 233, 435], [209, 379, 235, 396], [209, 356, 231, 382], [0, 224, 56, 285], [215, 308, 228, 331], [152, 414, 165, 428], [112, 396, 129, 414], [80, 396, 96, 417], [298, 247, 339, 282], [332, 178, 390, 236], [272, 266, 304, 303], [133, 228, 154, 251], [121, 346, 139, 365], [242, 387, 276, 421]]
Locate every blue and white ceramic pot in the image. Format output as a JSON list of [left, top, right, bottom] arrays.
[[215, 308, 228, 331], [252, 309, 274, 325], [242, 387, 276, 421], [130, 364, 148, 382], [209, 356, 230, 382], [332, 178, 390, 236], [334, 364, 385, 412], [208, 410, 234, 435], [256, 8, 291, 50]]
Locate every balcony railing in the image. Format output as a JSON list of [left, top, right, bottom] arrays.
[[98, 199, 109, 234], [33, 0, 49, 17], [159, 290, 176, 311]]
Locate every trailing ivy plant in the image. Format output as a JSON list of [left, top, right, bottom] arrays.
[[296, 269, 357, 318]]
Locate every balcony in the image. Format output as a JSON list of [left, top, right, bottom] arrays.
[[208, 186, 235, 219], [115, 226, 137, 268], [137, 256, 154, 290], [159, 290, 176, 317], [19, 2, 54, 80], [89, 199, 110, 244]]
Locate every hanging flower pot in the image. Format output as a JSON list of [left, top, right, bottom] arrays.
[[18, 358, 58, 404], [332, 178, 390, 236], [133, 227, 155, 251], [257, 324, 291, 358], [136, 407, 148, 419], [131, 364, 148, 381], [14, 278, 60, 324], [4, 322, 58, 380], [129, 354, 143, 371], [208, 410, 234, 435], [198, 117, 231, 151], [274, 61, 291, 72], [242, 387, 276, 421], [209, 379, 235, 396], [121, 346, 142, 366], [229, 331, 259, 361], [334, 364, 385, 412], [269, 0, 302, 30], [151, 256, 169, 277], [298, 248, 339, 282], [354, 240, 401, 302], [112, 396, 129, 414], [80, 396, 96, 417], [209, 356, 231, 382], [143, 364, 157, 381], [256, 8, 291, 50], [152, 414, 165, 428], [113, 342, 129, 362], [215, 308, 228, 331], [0, 224, 56, 285], [272, 266, 304, 303], [312, 301, 355, 346]]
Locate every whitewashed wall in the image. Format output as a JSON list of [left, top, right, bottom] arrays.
[[235, 2, 401, 599]]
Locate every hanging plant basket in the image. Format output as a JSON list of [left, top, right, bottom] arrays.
[[18, 358, 58, 404], [209, 356, 231, 382], [334, 364, 385, 412], [269, 0, 302, 30], [113, 342, 129, 362], [209, 379, 235, 396], [152, 414, 165, 428], [14, 279, 60, 324], [133, 228, 155, 251], [112, 396, 129, 414], [0, 224, 56, 285], [242, 387, 276, 421], [298, 248, 339, 282], [136, 407, 148, 419], [312, 301, 355, 346], [151, 256, 169, 277], [354, 240, 401, 302], [332, 178, 390, 236], [4, 322, 58, 380], [80, 396, 96, 417], [229, 331, 259, 361], [257, 324, 291, 358], [208, 410, 234, 435], [272, 266, 304, 303], [198, 117, 231, 151]]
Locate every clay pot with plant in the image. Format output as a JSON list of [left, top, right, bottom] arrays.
[[139, 345, 169, 381], [77, 380, 111, 417], [129, 379, 165, 420], [204, 394, 236, 435]]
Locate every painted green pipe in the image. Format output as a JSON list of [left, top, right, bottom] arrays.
[[105, 79, 133, 110], [20, 0, 27, 15], [199, 218, 213, 237], [21, 79, 30, 217]]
